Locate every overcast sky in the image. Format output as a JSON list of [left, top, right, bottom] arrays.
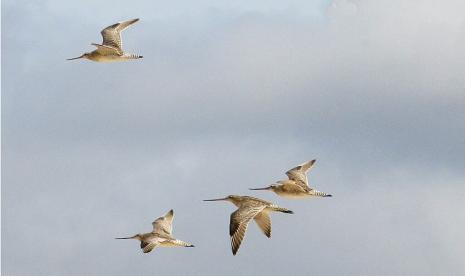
[[2, 0, 465, 275]]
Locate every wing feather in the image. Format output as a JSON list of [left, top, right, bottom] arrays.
[[100, 18, 139, 51], [254, 211, 271, 238], [285, 160, 316, 188], [141, 241, 158, 253], [230, 205, 265, 255], [152, 209, 174, 237]]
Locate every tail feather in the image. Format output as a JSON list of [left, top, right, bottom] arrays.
[[269, 205, 294, 214], [311, 190, 332, 197], [125, 53, 143, 59], [164, 239, 195, 247], [175, 239, 195, 247]]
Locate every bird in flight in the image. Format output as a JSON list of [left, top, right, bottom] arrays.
[[116, 209, 194, 253], [204, 195, 293, 255], [68, 18, 143, 62], [250, 160, 332, 199]]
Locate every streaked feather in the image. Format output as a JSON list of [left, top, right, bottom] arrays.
[[152, 209, 174, 236], [285, 159, 316, 188], [100, 18, 139, 51], [254, 211, 271, 238], [230, 205, 266, 255]]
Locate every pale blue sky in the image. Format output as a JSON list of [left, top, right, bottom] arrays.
[[2, 0, 465, 275]]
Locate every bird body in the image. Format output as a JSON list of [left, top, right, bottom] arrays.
[[68, 18, 142, 62], [116, 209, 194, 253], [204, 195, 293, 255], [77, 50, 141, 62], [269, 180, 316, 199], [250, 160, 332, 199]]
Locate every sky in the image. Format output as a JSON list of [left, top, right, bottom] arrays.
[[2, 0, 465, 275]]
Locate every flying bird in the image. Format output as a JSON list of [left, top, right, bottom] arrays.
[[116, 209, 194, 253], [203, 195, 293, 255], [250, 159, 332, 199], [68, 18, 143, 62]]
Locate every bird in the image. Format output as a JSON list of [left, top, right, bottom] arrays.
[[203, 195, 293, 255], [67, 18, 143, 62], [115, 209, 194, 253], [250, 159, 332, 199]]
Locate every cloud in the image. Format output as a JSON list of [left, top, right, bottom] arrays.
[[2, 0, 465, 275]]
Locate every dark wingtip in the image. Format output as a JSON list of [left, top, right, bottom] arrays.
[[139, 55, 143, 58], [187, 244, 195, 247], [325, 194, 333, 197]]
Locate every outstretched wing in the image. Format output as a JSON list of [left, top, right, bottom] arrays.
[[230, 205, 265, 255], [100, 18, 139, 51], [253, 211, 271, 238], [285, 159, 316, 188], [152, 209, 174, 237]]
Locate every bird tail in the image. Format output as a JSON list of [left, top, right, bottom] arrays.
[[124, 53, 143, 59], [311, 190, 332, 197], [269, 205, 294, 214], [166, 239, 195, 247]]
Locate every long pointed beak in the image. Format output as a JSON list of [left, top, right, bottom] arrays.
[[67, 55, 84, 60], [249, 186, 271, 191], [203, 197, 228, 202], [115, 235, 137, 239]]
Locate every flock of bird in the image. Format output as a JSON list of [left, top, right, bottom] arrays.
[[69, 19, 333, 256]]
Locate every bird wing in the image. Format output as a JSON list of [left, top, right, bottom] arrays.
[[152, 209, 174, 237], [100, 18, 139, 51], [285, 159, 316, 188], [253, 211, 271, 238], [91, 43, 121, 55], [140, 240, 159, 253], [230, 204, 266, 255]]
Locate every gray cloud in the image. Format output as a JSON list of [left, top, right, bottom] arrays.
[[3, 0, 465, 275]]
